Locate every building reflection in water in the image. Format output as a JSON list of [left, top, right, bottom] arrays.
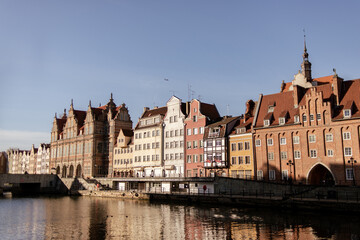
[[1, 197, 360, 239]]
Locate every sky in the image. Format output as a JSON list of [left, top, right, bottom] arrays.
[[1, 1, 360, 151]]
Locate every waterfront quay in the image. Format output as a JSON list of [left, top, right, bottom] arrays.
[[3, 173, 360, 213]]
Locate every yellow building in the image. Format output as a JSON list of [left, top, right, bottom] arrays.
[[229, 100, 256, 179], [113, 129, 134, 177]]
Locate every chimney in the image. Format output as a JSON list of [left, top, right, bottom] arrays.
[[332, 74, 343, 106], [293, 85, 299, 108], [143, 107, 150, 113]]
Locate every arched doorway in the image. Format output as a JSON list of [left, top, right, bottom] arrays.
[[69, 165, 74, 178], [62, 166, 67, 178], [56, 166, 60, 175], [76, 164, 82, 178], [308, 164, 335, 185]]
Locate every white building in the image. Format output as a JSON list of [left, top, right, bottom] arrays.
[[163, 96, 189, 177], [36, 143, 50, 174], [133, 106, 167, 177]]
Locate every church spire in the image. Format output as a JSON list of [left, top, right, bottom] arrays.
[[301, 29, 312, 82]]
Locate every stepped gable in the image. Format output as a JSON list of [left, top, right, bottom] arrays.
[[200, 102, 221, 121], [333, 78, 360, 120], [255, 91, 296, 127]]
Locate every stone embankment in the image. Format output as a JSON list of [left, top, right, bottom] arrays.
[[78, 190, 149, 200]]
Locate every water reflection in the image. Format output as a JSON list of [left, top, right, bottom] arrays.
[[0, 196, 360, 239]]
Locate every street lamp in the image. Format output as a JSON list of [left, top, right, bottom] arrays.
[[286, 160, 294, 183], [348, 157, 357, 186]]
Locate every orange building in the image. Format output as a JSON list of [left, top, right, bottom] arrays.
[[253, 45, 360, 185]]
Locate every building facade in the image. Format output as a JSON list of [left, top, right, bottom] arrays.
[[0, 152, 8, 174], [253, 46, 360, 185], [203, 116, 239, 177], [163, 96, 188, 177], [113, 129, 134, 177], [50, 95, 132, 178], [184, 99, 220, 177], [133, 106, 167, 177], [36, 143, 50, 174], [229, 100, 257, 179]]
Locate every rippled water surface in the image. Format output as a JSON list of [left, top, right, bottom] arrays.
[[0, 196, 360, 239]]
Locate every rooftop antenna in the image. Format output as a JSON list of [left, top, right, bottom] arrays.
[[226, 104, 230, 116], [169, 90, 176, 96], [188, 84, 191, 101], [198, 95, 202, 101]]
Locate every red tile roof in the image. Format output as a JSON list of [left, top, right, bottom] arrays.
[[141, 106, 167, 118], [200, 102, 221, 121], [333, 79, 360, 120]]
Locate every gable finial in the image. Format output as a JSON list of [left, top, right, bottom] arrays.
[[333, 68, 337, 76]]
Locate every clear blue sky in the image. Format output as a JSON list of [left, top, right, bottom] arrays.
[[1, 1, 359, 151]]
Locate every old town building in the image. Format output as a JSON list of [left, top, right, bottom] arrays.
[[113, 129, 134, 177], [50, 95, 132, 178], [0, 152, 8, 174], [163, 96, 189, 177], [133, 106, 167, 177], [36, 143, 51, 174], [253, 44, 360, 185], [184, 99, 220, 177], [229, 100, 257, 179], [7, 148, 30, 174], [203, 116, 239, 177]]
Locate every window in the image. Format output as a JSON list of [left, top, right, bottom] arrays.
[[180, 141, 184, 148], [346, 168, 354, 180], [207, 140, 213, 147], [267, 138, 273, 146], [280, 138, 286, 145], [316, 113, 321, 121], [193, 155, 198, 163], [166, 131, 169, 138], [264, 120, 270, 126], [193, 141, 198, 149], [238, 142, 243, 150], [302, 115, 307, 122], [282, 170, 288, 180], [200, 127, 204, 134], [180, 129, 184, 136], [294, 150, 301, 159], [310, 149, 317, 158], [194, 108, 197, 112], [231, 143, 236, 151], [199, 154, 203, 162], [293, 136, 300, 144], [309, 135, 316, 143], [257, 170, 263, 180], [238, 156, 243, 164], [280, 151, 287, 160], [174, 116, 178, 122], [193, 128, 198, 135], [170, 142, 174, 148], [310, 114, 314, 121], [255, 139, 261, 147], [193, 115, 197, 122], [170, 131, 174, 137], [199, 140, 203, 148], [187, 129, 191, 136], [169, 116, 173, 123], [344, 147, 352, 156], [279, 118, 285, 125], [327, 149, 334, 157], [175, 153, 179, 159], [231, 157, 236, 165], [269, 170, 275, 180], [245, 156, 251, 164], [268, 152, 274, 160], [187, 142, 191, 149], [245, 142, 250, 150], [215, 140, 222, 146], [294, 115, 300, 123], [326, 134, 333, 142], [344, 109, 351, 118], [343, 132, 351, 140]]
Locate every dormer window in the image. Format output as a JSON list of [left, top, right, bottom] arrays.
[[279, 117, 285, 125], [264, 120, 270, 126], [344, 109, 351, 118], [294, 115, 300, 123], [237, 128, 246, 134], [268, 106, 274, 113]]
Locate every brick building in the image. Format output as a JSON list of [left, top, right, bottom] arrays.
[[50, 95, 132, 178], [253, 44, 360, 185], [184, 99, 220, 177]]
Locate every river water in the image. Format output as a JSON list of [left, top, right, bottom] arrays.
[[0, 196, 359, 240]]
